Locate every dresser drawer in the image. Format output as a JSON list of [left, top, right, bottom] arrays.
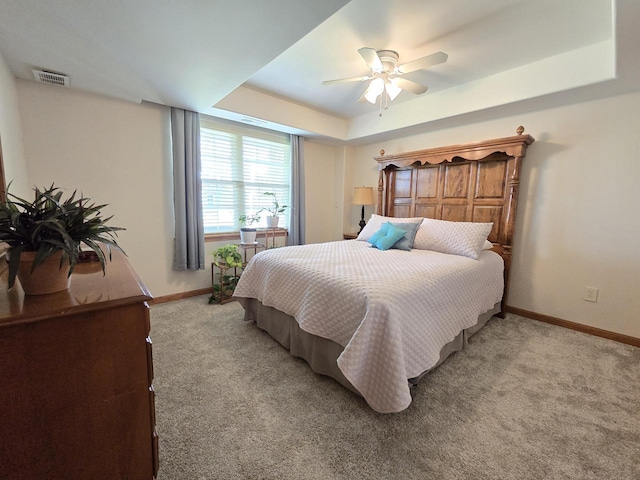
[[149, 384, 157, 427], [146, 335, 154, 384], [144, 302, 151, 335], [152, 428, 160, 477]]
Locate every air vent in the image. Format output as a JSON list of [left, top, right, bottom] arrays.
[[32, 69, 70, 87]]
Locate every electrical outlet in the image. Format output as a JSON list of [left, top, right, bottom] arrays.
[[584, 286, 599, 303]]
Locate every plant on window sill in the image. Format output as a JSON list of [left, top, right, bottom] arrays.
[[259, 192, 288, 228], [238, 212, 261, 244]]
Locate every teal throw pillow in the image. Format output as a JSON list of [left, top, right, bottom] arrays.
[[372, 223, 407, 251], [389, 222, 420, 251], [367, 222, 391, 245]]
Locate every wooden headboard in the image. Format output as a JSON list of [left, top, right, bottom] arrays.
[[375, 126, 535, 313]]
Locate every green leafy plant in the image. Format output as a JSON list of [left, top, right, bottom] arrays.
[[212, 244, 243, 268], [238, 213, 261, 227], [0, 184, 125, 289], [209, 244, 243, 304], [208, 274, 241, 304], [260, 192, 288, 217]]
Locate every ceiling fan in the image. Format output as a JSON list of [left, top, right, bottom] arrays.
[[322, 47, 448, 109]]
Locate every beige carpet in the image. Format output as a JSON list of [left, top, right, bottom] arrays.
[[150, 296, 640, 480]]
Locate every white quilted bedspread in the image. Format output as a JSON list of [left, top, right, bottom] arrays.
[[233, 240, 504, 413]]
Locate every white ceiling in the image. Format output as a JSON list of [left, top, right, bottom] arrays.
[[0, 0, 349, 107], [0, 0, 637, 143], [244, 0, 612, 118]]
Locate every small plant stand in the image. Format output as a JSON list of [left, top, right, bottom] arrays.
[[258, 227, 288, 249], [209, 262, 241, 304], [236, 242, 266, 263], [209, 243, 265, 304]]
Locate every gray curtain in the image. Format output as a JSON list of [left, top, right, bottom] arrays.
[[171, 107, 204, 270], [287, 134, 305, 246]]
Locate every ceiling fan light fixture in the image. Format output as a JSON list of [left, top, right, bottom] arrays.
[[322, 47, 447, 113], [385, 81, 402, 101], [364, 77, 385, 104]]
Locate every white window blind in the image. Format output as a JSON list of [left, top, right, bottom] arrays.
[[200, 118, 291, 233]]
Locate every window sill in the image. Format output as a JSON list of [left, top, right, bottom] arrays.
[[205, 228, 288, 243]]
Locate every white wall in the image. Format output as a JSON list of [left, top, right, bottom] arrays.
[[16, 80, 217, 297], [348, 91, 640, 338], [16, 80, 336, 297], [303, 142, 364, 242], [0, 50, 29, 198], [304, 141, 341, 244]]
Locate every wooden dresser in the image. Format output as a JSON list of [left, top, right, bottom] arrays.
[[0, 251, 158, 479]]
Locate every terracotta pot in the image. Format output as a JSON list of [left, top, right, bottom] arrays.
[[16, 250, 72, 295]]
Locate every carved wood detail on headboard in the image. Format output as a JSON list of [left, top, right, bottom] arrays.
[[375, 126, 535, 314]]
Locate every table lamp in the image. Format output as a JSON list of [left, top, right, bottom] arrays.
[[353, 186, 375, 233]]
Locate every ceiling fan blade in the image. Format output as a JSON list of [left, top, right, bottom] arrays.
[[322, 75, 372, 85], [397, 52, 448, 74], [358, 47, 383, 71], [391, 77, 428, 95]]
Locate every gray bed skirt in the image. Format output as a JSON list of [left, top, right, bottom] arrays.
[[236, 297, 501, 397]]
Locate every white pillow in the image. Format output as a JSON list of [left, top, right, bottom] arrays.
[[483, 240, 494, 250], [413, 218, 493, 259], [357, 214, 423, 242]]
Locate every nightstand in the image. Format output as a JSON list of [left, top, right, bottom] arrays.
[[343, 233, 358, 240]]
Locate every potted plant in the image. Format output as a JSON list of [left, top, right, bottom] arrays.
[[238, 212, 261, 244], [0, 184, 124, 295], [260, 192, 288, 228], [209, 244, 243, 304]]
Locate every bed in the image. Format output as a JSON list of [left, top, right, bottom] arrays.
[[234, 127, 535, 413]]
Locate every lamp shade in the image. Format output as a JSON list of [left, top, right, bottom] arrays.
[[352, 186, 375, 206], [364, 78, 385, 104], [385, 80, 402, 101]]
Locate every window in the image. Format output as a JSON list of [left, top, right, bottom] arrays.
[[200, 118, 291, 234]]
